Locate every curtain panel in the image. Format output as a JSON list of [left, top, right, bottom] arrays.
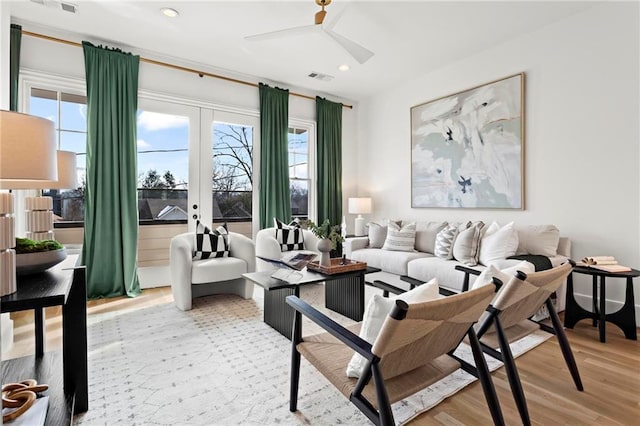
[[316, 96, 343, 226], [82, 41, 141, 299], [9, 24, 21, 111], [258, 83, 291, 229]]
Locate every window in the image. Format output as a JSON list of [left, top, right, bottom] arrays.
[[29, 88, 86, 224], [288, 127, 309, 219]]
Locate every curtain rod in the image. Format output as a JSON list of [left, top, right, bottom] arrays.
[[22, 30, 353, 109]]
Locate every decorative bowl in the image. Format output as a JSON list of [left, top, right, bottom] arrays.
[[16, 247, 68, 275]]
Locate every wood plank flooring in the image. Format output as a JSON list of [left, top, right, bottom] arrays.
[[3, 286, 639, 425]]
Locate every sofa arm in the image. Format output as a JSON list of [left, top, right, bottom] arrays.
[[170, 234, 195, 311], [557, 237, 571, 258], [229, 232, 256, 273], [256, 228, 283, 271], [344, 237, 369, 258]]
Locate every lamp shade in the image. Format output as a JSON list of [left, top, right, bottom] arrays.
[[348, 197, 372, 215], [12, 150, 77, 190], [0, 110, 58, 189]]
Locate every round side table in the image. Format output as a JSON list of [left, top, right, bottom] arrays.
[[564, 265, 639, 343]]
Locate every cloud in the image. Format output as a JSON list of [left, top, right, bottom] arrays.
[[137, 139, 151, 148], [138, 111, 188, 131]]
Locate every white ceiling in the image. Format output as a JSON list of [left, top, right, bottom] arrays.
[[8, 0, 597, 101]]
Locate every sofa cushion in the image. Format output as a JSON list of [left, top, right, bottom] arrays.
[[414, 221, 448, 254], [407, 256, 484, 293], [350, 248, 431, 276], [346, 278, 440, 378], [471, 260, 536, 290], [192, 256, 247, 284], [194, 221, 229, 260], [367, 222, 387, 248], [453, 221, 485, 266], [434, 222, 461, 260], [274, 218, 304, 251], [516, 225, 560, 257], [382, 221, 416, 252], [478, 221, 519, 266]]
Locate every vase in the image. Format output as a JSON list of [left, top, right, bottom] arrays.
[[317, 238, 332, 268]]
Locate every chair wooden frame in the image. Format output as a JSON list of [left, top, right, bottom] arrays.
[[458, 263, 584, 426], [285, 285, 505, 426]]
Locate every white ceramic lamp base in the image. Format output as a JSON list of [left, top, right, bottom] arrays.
[[1, 192, 17, 296], [354, 215, 366, 237]]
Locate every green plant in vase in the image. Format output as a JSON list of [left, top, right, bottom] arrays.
[[303, 219, 343, 267]]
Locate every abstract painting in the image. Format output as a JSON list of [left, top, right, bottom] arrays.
[[411, 73, 524, 209]]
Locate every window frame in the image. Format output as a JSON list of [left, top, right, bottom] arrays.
[[288, 118, 316, 222]]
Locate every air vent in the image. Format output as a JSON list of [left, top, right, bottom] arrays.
[[308, 71, 334, 82], [29, 0, 78, 13]]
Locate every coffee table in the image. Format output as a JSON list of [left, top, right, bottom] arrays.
[[244, 266, 380, 339]]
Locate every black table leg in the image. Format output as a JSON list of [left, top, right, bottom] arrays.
[[605, 277, 638, 340], [325, 272, 365, 321], [599, 276, 606, 343], [564, 272, 592, 329], [34, 307, 45, 358], [63, 267, 88, 413], [264, 286, 298, 340], [592, 275, 598, 327]]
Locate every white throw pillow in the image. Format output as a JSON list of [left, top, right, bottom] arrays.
[[414, 221, 448, 253], [453, 221, 485, 266], [472, 260, 536, 289], [434, 222, 461, 259], [367, 222, 387, 249], [382, 221, 416, 252], [478, 221, 519, 266], [516, 225, 560, 257], [346, 278, 440, 378]]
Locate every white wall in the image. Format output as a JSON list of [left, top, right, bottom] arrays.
[[357, 3, 640, 322]]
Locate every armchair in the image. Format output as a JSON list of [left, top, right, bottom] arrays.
[[170, 231, 256, 311], [285, 284, 504, 426], [255, 227, 320, 272]]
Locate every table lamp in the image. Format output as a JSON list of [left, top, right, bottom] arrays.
[[0, 110, 58, 296], [348, 197, 372, 237]]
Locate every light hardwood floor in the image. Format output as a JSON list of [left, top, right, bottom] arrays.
[[3, 287, 639, 425]]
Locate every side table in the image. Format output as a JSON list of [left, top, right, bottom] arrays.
[[1, 254, 88, 424], [564, 265, 639, 343]]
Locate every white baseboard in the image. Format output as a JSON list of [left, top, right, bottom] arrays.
[[138, 266, 171, 289], [573, 293, 640, 327]]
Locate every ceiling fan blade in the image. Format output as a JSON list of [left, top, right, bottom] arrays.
[[245, 24, 320, 42], [323, 29, 374, 64]]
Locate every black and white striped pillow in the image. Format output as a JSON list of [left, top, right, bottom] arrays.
[[274, 218, 304, 252], [193, 221, 229, 260]]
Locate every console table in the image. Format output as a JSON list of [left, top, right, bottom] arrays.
[[1, 255, 88, 425], [564, 265, 639, 343]]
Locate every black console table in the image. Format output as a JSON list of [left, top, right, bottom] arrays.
[[1, 255, 88, 425], [564, 265, 639, 343]]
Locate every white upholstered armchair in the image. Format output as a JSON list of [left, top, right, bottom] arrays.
[[170, 231, 256, 311], [255, 227, 320, 272]]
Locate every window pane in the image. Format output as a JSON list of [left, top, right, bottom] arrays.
[[60, 99, 87, 132], [137, 110, 190, 223], [60, 131, 86, 154], [291, 180, 308, 218], [212, 122, 253, 222], [29, 90, 58, 129], [288, 128, 308, 179]]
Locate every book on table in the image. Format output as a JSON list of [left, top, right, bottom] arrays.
[[578, 255, 631, 272]]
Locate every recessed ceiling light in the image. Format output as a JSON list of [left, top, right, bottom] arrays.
[[338, 64, 350, 72], [161, 8, 179, 18]]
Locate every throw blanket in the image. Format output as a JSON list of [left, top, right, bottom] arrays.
[[507, 254, 552, 271]]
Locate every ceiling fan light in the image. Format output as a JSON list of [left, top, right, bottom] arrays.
[[161, 7, 179, 18], [338, 64, 350, 72]]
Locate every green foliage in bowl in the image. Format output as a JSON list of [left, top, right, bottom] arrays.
[[15, 237, 64, 254]]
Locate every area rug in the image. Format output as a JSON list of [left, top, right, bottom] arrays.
[[74, 283, 550, 426]]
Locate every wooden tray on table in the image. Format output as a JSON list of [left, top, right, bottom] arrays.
[[306, 258, 367, 275]]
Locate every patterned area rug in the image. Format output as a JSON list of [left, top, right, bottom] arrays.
[[74, 282, 550, 425]]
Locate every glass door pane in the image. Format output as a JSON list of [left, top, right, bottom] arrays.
[[211, 111, 258, 239]]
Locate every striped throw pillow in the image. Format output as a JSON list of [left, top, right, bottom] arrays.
[[274, 218, 304, 251], [193, 221, 229, 260], [382, 221, 416, 252], [434, 223, 461, 259]]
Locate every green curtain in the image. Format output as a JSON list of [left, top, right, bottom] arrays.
[[259, 83, 291, 229], [316, 96, 343, 226], [9, 24, 22, 111], [81, 41, 141, 299]]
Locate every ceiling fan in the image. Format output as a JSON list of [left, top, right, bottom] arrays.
[[245, 0, 374, 64]]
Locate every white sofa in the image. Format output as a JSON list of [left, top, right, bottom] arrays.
[[170, 231, 256, 311], [344, 221, 571, 311], [255, 227, 321, 272]]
